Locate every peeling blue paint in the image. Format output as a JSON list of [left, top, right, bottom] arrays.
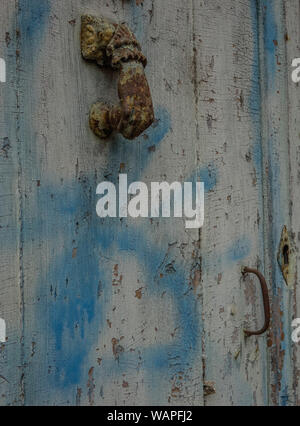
[[34, 178, 200, 389]]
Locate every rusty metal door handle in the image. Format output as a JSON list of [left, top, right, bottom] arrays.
[[241, 266, 271, 337], [81, 15, 154, 140]]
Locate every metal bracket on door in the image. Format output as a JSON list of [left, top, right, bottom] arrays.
[[241, 266, 271, 337], [81, 15, 154, 140]]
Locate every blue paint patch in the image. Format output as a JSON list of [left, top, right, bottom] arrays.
[[280, 386, 289, 406], [18, 0, 51, 51], [189, 164, 218, 193], [32, 174, 199, 389], [226, 237, 251, 263], [198, 165, 217, 192], [252, 138, 263, 175], [144, 105, 171, 146], [261, 0, 278, 86], [249, 0, 263, 181], [129, 0, 145, 42], [33, 177, 111, 387], [107, 105, 171, 182]]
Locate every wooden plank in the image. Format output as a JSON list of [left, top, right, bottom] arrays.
[[15, 0, 204, 405], [0, 0, 23, 406], [193, 0, 268, 405], [281, 0, 300, 406], [257, 0, 295, 406]]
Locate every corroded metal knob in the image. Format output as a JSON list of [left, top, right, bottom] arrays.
[[81, 15, 154, 140]]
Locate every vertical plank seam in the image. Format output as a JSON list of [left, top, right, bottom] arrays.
[[257, 0, 278, 406], [282, 0, 298, 406], [15, 0, 25, 406], [191, 0, 205, 406], [253, 0, 271, 405]]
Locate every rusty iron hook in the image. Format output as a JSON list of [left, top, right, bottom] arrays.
[[241, 266, 271, 337], [81, 14, 154, 140]]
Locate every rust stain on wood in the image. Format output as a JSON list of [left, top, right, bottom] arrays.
[[135, 287, 143, 299]]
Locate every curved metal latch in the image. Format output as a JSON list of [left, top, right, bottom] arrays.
[[81, 15, 154, 140], [241, 266, 271, 337]]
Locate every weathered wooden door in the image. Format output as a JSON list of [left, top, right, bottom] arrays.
[[0, 0, 299, 406]]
